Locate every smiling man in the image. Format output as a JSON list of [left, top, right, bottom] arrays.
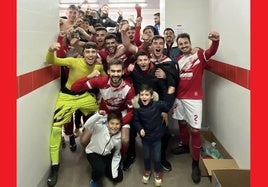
[[45, 41, 106, 187], [71, 59, 135, 162], [172, 31, 220, 184], [149, 35, 178, 172]]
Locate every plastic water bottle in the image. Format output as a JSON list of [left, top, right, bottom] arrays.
[[202, 140, 222, 159]]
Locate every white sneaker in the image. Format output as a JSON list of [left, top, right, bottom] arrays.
[[142, 170, 151, 184], [154, 172, 162, 186]]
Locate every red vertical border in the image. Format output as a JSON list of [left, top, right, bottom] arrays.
[[251, 0, 265, 187], [2, 0, 16, 186], [251, 0, 255, 186]]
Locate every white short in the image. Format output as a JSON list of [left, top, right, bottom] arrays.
[[172, 99, 202, 129]]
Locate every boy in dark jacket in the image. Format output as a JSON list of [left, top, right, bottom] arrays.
[[132, 84, 173, 186]]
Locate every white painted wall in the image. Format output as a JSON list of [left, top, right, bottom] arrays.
[[205, 0, 250, 169], [17, 0, 60, 186], [163, 0, 250, 169], [160, 0, 210, 48], [209, 0, 250, 69], [18, 0, 59, 74]]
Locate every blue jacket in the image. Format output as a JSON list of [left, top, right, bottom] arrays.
[[163, 43, 182, 62], [132, 92, 173, 142]]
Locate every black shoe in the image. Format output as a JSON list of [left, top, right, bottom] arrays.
[[172, 144, 190, 155], [191, 165, 201, 184], [161, 159, 172, 171], [122, 156, 135, 171], [47, 165, 59, 187], [69, 134, 77, 152]]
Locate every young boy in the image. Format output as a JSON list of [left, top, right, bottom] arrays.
[[84, 110, 123, 187], [132, 84, 173, 186], [71, 59, 135, 160]]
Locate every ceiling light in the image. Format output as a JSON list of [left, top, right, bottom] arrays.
[[59, 0, 97, 4], [59, 3, 99, 8], [108, 3, 147, 8], [109, 0, 146, 3]]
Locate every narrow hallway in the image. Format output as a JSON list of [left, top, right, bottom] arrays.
[[54, 134, 211, 187]]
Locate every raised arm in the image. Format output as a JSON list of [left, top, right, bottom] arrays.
[[121, 23, 138, 54], [134, 17, 142, 46], [46, 42, 61, 64], [204, 31, 220, 60]]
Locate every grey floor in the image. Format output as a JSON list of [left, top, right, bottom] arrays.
[[54, 133, 211, 187]]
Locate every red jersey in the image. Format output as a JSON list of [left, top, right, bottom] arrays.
[[176, 41, 219, 100], [71, 76, 135, 125]]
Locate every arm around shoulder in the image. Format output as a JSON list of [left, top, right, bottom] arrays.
[[70, 76, 90, 92]]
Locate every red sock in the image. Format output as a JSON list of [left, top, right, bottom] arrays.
[[178, 121, 189, 145], [191, 130, 201, 161]]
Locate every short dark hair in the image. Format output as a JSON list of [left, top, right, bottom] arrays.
[[143, 25, 155, 33], [139, 84, 153, 95], [95, 26, 107, 33], [163, 27, 175, 34], [83, 42, 97, 51], [176, 33, 191, 44], [119, 19, 129, 24], [108, 59, 124, 70], [68, 4, 78, 11], [108, 111, 123, 124], [154, 12, 160, 17], [105, 33, 117, 42], [135, 50, 149, 59], [151, 35, 165, 43], [129, 26, 136, 30]]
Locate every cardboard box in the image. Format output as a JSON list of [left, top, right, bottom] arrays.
[[211, 169, 250, 187], [200, 131, 239, 176]]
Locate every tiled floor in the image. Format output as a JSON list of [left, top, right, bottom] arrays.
[[53, 134, 211, 187]]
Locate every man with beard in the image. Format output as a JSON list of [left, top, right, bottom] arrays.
[[163, 28, 182, 62], [71, 59, 135, 162], [46, 42, 106, 187], [171, 31, 220, 184], [98, 34, 135, 83]]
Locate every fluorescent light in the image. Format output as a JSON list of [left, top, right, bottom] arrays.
[[109, 0, 146, 3], [59, 0, 97, 3], [59, 3, 99, 8], [108, 3, 147, 8]]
